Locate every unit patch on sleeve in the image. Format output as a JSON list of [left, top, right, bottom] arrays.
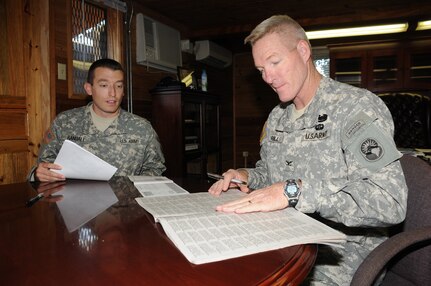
[[345, 121, 400, 171], [360, 138, 384, 161]]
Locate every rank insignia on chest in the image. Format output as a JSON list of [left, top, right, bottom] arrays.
[[303, 130, 329, 141]]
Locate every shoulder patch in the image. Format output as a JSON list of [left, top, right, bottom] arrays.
[[360, 138, 384, 161], [43, 128, 56, 144], [343, 111, 375, 141], [346, 122, 400, 171]]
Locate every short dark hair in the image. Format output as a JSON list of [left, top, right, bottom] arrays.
[[86, 58, 124, 84]]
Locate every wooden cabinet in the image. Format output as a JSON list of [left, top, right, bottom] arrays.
[[330, 39, 431, 92], [330, 50, 366, 88], [151, 87, 221, 178]]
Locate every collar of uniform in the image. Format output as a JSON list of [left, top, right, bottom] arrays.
[[86, 102, 125, 134], [83, 103, 99, 133], [275, 80, 327, 132]]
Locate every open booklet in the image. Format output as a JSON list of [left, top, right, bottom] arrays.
[[136, 190, 346, 265]]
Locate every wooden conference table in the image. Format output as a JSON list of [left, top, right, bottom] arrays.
[[0, 177, 317, 286]]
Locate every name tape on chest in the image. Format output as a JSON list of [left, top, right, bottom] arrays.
[[66, 135, 139, 144]]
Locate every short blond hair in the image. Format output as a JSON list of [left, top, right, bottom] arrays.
[[244, 15, 310, 49]]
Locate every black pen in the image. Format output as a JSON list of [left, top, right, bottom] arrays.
[[25, 193, 44, 207]]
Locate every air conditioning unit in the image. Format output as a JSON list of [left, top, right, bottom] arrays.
[[195, 40, 232, 69], [136, 13, 182, 73]]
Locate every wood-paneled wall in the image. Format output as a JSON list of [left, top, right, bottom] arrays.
[[233, 53, 279, 168], [0, 0, 50, 184], [51, 0, 236, 176], [1, 0, 235, 184]]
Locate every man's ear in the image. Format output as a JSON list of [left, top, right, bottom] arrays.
[[297, 40, 311, 63], [84, 82, 93, 96]]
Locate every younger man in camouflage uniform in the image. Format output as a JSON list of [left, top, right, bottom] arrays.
[[29, 58, 165, 181], [208, 15, 407, 285]]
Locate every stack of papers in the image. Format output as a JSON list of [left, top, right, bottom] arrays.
[[129, 175, 189, 197], [136, 190, 346, 264]]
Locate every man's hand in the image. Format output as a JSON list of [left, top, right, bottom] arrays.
[[215, 182, 288, 213], [35, 162, 66, 182], [208, 169, 249, 196], [36, 181, 65, 203]]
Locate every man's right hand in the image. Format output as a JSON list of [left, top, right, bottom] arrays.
[[208, 169, 249, 196], [35, 162, 66, 182]]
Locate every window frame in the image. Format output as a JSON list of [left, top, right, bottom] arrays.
[[66, 0, 124, 99]]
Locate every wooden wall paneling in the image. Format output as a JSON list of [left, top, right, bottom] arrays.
[[1, 0, 26, 98], [0, 3, 6, 95], [0, 110, 27, 140], [0, 152, 29, 184], [107, 8, 124, 63], [26, 0, 51, 174], [0, 97, 28, 184], [233, 53, 279, 168], [0, 0, 43, 184], [53, 0, 87, 115]]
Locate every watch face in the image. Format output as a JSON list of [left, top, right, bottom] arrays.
[[286, 184, 298, 197]]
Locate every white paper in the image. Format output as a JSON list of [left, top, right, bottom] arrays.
[[53, 140, 118, 180], [135, 182, 189, 197], [128, 175, 173, 184], [136, 190, 346, 264], [136, 190, 247, 222]]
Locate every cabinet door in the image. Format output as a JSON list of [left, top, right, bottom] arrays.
[[367, 49, 403, 92], [184, 101, 204, 176], [404, 47, 431, 89], [330, 51, 366, 88], [184, 102, 202, 152]]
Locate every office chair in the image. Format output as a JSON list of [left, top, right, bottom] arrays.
[[350, 155, 431, 286]]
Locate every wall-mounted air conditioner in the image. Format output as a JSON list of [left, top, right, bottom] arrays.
[[195, 40, 232, 69], [136, 13, 182, 73]]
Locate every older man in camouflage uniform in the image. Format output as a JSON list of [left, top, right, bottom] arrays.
[[30, 58, 165, 181], [209, 15, 407, 285]]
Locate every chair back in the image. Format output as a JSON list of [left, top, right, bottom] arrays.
[[382, 155, 431, 285]]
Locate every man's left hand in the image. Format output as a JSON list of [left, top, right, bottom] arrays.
[[215, 182, 288, 213]]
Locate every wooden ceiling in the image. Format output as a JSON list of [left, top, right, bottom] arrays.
[[135, 0, 431, 42]]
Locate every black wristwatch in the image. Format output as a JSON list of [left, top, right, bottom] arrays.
[[283, 179, 301, 207]]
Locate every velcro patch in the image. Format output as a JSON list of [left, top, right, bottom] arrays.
[[346, 122, 400, 171], [343, 111, 376, 143], [43, 128, 56, 144], [302, 130, 330, 141]]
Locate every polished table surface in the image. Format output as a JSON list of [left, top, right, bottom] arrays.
[[0, 177, 317, 286]]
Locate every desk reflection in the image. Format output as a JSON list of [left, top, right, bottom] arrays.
[[54, 180, 118, 232]]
